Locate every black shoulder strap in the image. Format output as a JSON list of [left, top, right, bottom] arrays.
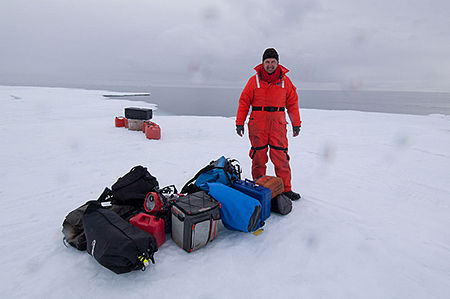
[[180, 162, 216, 193], [225, 158, 242, 180]]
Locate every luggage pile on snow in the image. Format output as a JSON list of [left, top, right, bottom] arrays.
[[62, 156, 294, 274], [115, 107, 161, 140]]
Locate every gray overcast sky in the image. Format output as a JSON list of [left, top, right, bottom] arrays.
[[1, 0, 449, 92]]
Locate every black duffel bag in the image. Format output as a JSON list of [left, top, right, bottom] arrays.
[[271, 193, 293, 215], [62, 200, 140, 251], [83, 202, 158, 274]]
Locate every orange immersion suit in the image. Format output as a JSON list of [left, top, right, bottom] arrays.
[[236, 64, 301, 192]]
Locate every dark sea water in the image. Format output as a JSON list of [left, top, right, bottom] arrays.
[[94, 85, 450, 117], [20, 81, 447, 117]]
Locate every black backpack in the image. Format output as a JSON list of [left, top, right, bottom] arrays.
[[109, 165, 159, 206], [83, 202, 158, 274]]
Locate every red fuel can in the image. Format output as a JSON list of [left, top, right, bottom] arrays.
[[129, 213, 165, 247], [142, 120, 154, 133], [142, 121, 149, 132], [145, 122, 161, 140], [115, 116, 127, 127]]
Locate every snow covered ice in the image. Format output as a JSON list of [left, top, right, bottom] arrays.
[[1, 86, 450, 298]]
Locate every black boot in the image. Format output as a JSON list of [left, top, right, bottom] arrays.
[[283, 190, 301, 200]]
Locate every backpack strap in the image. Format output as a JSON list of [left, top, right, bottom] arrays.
[[225, 158, 242, 180], [180, 163, 216, 193], [97, 187, 113, 202], [222, 158, 241, 184]]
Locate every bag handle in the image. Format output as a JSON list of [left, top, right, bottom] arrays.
[[244, 178, 257, 185]]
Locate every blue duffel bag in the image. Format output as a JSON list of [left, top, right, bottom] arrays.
[[203, 182, 262, 232]]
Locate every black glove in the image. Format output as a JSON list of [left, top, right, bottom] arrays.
[[236, 125, 244, 137], [293, 126, 301, 137]]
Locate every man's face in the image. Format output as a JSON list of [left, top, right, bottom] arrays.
[[263, 58, 278, 74]]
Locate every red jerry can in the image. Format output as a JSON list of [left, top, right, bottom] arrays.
[[129, 213, 165, 247], [142, 120, 153, 133], [115, 116, 127, 127], [145, 122, 161, 140]]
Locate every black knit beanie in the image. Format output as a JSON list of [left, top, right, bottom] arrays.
[[262, 48, 279, 62]]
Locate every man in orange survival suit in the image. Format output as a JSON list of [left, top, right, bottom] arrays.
[[236, 48, 301, 200]]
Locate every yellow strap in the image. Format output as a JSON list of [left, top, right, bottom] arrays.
[[253, 228, 264, 236], [138, 255, 149, 267]]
